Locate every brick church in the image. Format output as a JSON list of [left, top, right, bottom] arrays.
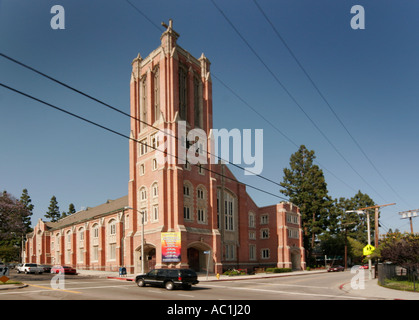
[[24, 21, 305, 274]]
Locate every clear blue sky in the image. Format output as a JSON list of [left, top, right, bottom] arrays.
[[1, 0, 418, 234]]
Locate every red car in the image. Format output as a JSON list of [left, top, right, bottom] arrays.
[[359, 265, 369, 269], [327, 265, 345, 272], [51, 265, 77, 275]]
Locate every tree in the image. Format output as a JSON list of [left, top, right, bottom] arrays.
[[0, 191, 30, 241], [19, 189, 34, 233], [380, 232, 419, 270], [45, 196, 60, 222], [0, 191, 31, 262], [60, 203, 76, 220], [280, 145, 332, 263]]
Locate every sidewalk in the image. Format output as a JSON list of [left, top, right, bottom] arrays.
[[340, 278, 419, 300]]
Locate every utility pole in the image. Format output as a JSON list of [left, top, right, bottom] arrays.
[[398, 209, 418, 234], [358, 203, 396, 247]]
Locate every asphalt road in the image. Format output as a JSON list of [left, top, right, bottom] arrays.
[[2, 270, 363, 301]]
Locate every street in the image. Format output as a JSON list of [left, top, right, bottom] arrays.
[[1, 271, 368, 301]]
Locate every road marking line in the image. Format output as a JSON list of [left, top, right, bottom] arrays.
[[177, 294, 195, 298], [201, 284, 367, 300], [238, 280, 329, 289], [27, 283, 81, 294]]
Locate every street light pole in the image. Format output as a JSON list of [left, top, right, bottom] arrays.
[[125, 206, 145, 274], [346, 210, 372, 280]]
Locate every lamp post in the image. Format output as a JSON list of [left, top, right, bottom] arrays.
[[346, 210, 373, 280], [124, 206, 145, 274]]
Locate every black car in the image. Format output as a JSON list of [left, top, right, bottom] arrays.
[[135, 268, 199, 290]]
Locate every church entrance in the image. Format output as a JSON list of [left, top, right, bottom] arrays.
[[135, 244, 156, 274], [187, 242, 213, 273]]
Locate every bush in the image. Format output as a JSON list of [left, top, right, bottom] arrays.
[[265, 268, 292, 273], [223, 269, 246, 276]]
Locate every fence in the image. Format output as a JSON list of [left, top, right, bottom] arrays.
[[378, 263, 417, 291]]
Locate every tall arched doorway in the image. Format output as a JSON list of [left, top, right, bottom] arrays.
[[187, 242, 213, 273], [290, 248, 302, 271], [135, 243, 156, 274]]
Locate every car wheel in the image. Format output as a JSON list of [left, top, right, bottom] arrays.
[[136, 278, 145, 287], [165, 281, 174, 290]]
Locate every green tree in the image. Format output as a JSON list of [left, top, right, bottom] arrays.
[[0, 191, 30, 262], [280, 145, 332, 263], [19, 189, 34, 233], [45, 195, 60, 222], [60, 203, 76, 220]]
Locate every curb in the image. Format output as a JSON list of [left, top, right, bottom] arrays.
[[0, 283, 29, 291]]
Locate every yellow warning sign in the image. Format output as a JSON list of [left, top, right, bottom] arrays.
[[0, 276, 9, 283], [363, 244, 375, 256]]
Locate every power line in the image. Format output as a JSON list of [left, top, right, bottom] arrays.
[[0, 52, 283, 189], [252, 0, 411, 208], [123, 0, 361, 195], [0, 82, 288, 201], [210, 0, 386, 202]]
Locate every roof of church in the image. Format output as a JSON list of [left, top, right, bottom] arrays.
[[44, 195, 128, 230]]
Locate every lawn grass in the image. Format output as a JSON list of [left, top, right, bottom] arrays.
[[380, 276, 419, 293]]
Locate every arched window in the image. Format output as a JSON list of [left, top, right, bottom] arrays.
[[152, 182, 158, 198], [153, 66, 160, 122], [194, 75, 203, 128], [140, 76, 147, 130], [178, 65, 188, 121], [140, 187, 147, 201]]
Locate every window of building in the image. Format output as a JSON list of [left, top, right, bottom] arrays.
[[151, 133, 159, 150], [249, 231, 256, 240], [153, 67, 160, 122], [184, 206, 191, 220], [194, 76, 203, 128], [224, 192, 234, 231], [140, 77, 147, 130], [109, 243, 116, 260], [225, 244, 235, 261], [197, 188, 204, 199], [109, 220, 116, 236], [260, 214, 269, 225], [288, 228, 299, 239], [249, 245, 256, 261], [152, 205, 159, 222], [92, 225, 99, 238], [197, 208, 206, 223], [183, 184, 190, 197], [140, 187, 147, 201], [92, 246, 98, 262], [139, 209, 147, 224], [152, 182, 158, 198], [261, 248, 270, 259], [152, 158, 157, 171], [140, 138, 147, 156], [261, 228, 269, 239], [179, 65, 188, 121], [249, 212, 256, 228], [287, 214, 299, 225]]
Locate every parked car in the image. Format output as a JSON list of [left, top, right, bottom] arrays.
[[40, 265, 52, 273], [135, 268, 199, 290], [16, 263, 44, 274], [50, 265, 77, 275], [327, 265, 345, 272], [359, 265, 369, 269]]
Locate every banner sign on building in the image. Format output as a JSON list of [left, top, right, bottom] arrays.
[[161, 232, 181, 262]]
